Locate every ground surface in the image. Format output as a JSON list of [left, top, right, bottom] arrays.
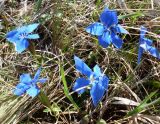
[[0, 0, 160, 124]]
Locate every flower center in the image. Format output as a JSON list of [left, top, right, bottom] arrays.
[[90, 74, 95, 83], [19, 33, 27, 39]]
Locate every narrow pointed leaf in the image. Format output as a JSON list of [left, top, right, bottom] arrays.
[[126, 91, 158, 116], [35, 0, 43, 12], [38, 91, 51, 108], [60, 65, 79, 110]]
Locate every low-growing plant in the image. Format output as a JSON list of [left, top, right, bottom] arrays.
[[0, 0, 160, 123]]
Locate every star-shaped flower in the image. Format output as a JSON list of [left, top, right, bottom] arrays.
[[86, 8, 128, 49], [138, 26, 160, 64], [72, 56, 109, 107], [6, 23, 40, 53], [13, 67, 47, 98]]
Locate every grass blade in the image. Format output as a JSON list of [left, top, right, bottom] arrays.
[[35, 0, 43, 12], [126, 91, 158, 116], [60, 65, 79, 110], [118, 12, 144, 20]]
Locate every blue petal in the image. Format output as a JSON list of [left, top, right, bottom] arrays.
[[100, 8, 118, 27], [99, 75, 109, 90], [86, 22, 105, 36], [33, 67, 42, 83], [140, 26, 147, 39], [6, 30, 19, 43], [93, 65, 102, 77], [20, 74, 32, 84], [6, 30, 17, 38], [140, 42, 152, 51], [111, 33, 123, 49], [90, 82, 106, 107], [148, 46, 160, 59], [142, 38, 152, 46], [98, 32, 111, 48], [143, 38, 153, 46], [7, 36, 19, 43], [114, 24, 129, 34], [137, 47, 144, 64], [16, 83, 29, 89], [38, 78, 47, 84], [13, 83, 29, 96], [15, 39, 29, 53], [13, 88, 26, 96], [20, 23, 39, 34], [74, 55, 93, 77], [73, 77, 90, 94], [140, 38, 152, 52], [26, 86, 40, 98], [26, 34, 40, 39]]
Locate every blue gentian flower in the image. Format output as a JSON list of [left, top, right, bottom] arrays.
[[138, 26, 160, 64], [73, 56, 109, 107], [6, 23, 40, 53], [13, 67, 47, 98], [86, 8, 128, 49]]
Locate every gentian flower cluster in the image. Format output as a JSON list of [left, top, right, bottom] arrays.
[[86, 8, 128, 49], [138, 26, 160, 64], [6, 23, 39, 53], [4, 7, 160, 108], [13, 67, 47, 98], [73, 56, 109, 107]]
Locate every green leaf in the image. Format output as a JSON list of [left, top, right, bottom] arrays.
[[118, 12, 144, 20], [50, 103, 61, 115], [60, 65, 79, 110], [38, 91, 51, 108], [126, 91, 158, 116], [149, 80, 160, 88], [43, 103, 61, 116], [96, 119, 107, 124], [35, 0, 43, 12], [43, 108, 50, 113], [95, 0, 102, 6], [80, 115, 89, 124]]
